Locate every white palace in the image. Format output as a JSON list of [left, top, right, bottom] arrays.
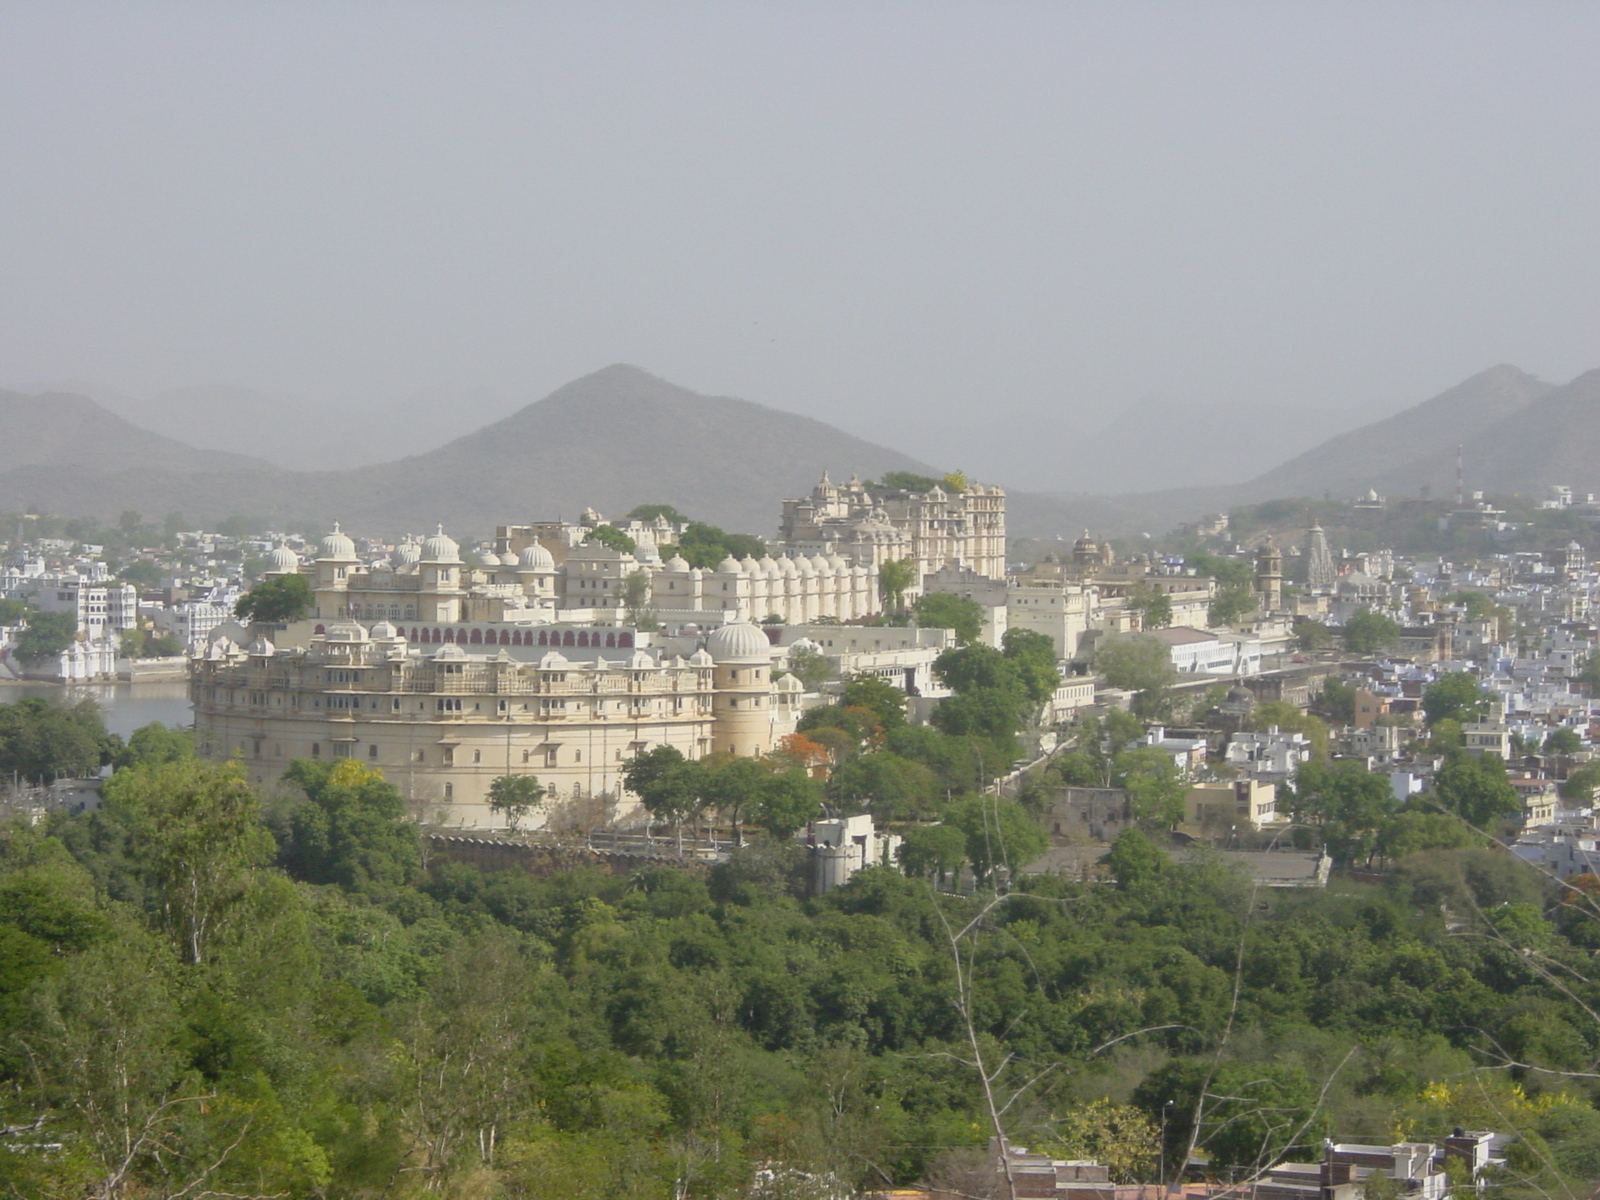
[[192, 477, 1008, 829]]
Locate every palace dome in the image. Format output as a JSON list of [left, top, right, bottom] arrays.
[[323, 622, 370, 643], [392, 541, 421, 567], [319, 524, 357, 560], [267, 545, 300, 573], [518, 542, 556, 570], [421, 525, 461, 563], [245, 635, 276, 657], [716, 555, 743, 575], [370, 620, 400, 640], [498, 551, 519, 567], [665, 554, 690, 572], [707, 622, 771, 661]]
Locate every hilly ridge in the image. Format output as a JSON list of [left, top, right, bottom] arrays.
[[0, 391, 274, 476]]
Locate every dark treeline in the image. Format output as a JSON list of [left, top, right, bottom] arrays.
[[4, 738, 1600, 1197]]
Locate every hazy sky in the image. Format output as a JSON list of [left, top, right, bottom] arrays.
[[3, 1, 1597, 433]]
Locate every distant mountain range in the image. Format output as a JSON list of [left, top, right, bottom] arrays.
[[0, 362, 1592, 542]]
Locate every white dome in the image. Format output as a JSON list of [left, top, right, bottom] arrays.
[[706, 622, 771, 661], [319, 523, 357, 560], [789, 637, 821, 653], [716, 555, 743, 575], [370, 620, 400, 639], [665, 554, 690, 571], [323, 622, 370, 643], [498, 551, 519, 567], [759, 555, 781, 579], [434, 643, 466, 661], [795, 556, 816, 577], [421, 525, 461, 563], [392, 541, 421, 567], [267, 545, 300, 572], [808, 554, 831, 574], [825, 552, 848, 571], [245, 635, 276, 657], [635, 533, 661, 562], [778, 556, 800, 577], [518, 542, 556, 570]]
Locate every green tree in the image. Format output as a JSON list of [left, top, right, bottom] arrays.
[[752, 768, 823, 839], [1285, 759, 1397, 865], [1249, 701, 1330, 760], [1103, 827, 1167, 889], [1002, 627, 1061, 706], [783, 644, 832, 691], [0, 597, 29, 625], [234, 573, 314, 623], [1128, 584, 1174, 631], [0, 697, 114, 781], [1184, 551, 1256, 589], [1095, 635, 1176, 719], [934, 643, 1023, 699], [1544, 727, 1583, 755], [277, 758, 422, 892], [946, 795, 1047, 881], [623, 745, 707, 848], [16, 610, 76, 664], [878, 471, 942, 492], [840, 673, 909, 730], [1314, 677, 1357, 725], [1207, 585, 1256, 627], [628, 503, 689, 523], [828, 752, 940, 822], [699, 755, 771, 844], [1423, 671, 1489, 725], [913, 591, 985, 645], [877, 558, 916, 614], [1113, 747, 1187, 828], [113, 722, 195, 770], [100, 758, 273, 964], [488, 774, 547, 831], [1342, 607, 1400, 654], [1293, 618, 1333, 652], [621, 569, 656, 628], [583, 524, 637, 554], [897, 823, 967, 883], [1432, 752, 1521, 829]]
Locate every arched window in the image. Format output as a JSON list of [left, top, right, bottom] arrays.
[[499, 630, 510, 645], [562, 631, 575, 647], [605, 632, 617, 647], [619, 632, 634, 648], [469, 629, 483, 644], [314, 624, 325, 634], [443, 628, 455, 643]]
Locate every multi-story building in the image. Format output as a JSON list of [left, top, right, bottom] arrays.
[[777, 472, 1006, 585], [192, 616, 803, 829]]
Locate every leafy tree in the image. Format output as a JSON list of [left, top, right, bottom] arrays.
[[1207, 585, 1256, 627], [1342, 607, 1400, 654], [1314, 677, 1357, 725], [100, 758, 272, 964], [667, 521, 767, 569], [885, 724, 987, 797], [945, 795, 1046, 881], [113, 722, 195, 770], [897, 823, 967, 882], [840, 673, 909, 730], [1544, 727, 1583, 755], [623, 745, 707, 839], [235, 572, 314, 623], [0, 697, 114, 781], [1104, 827, 1167, 889], [1422, 671, 1489, 726], [1002, 627, 1061, 705], [1113, 747, 1187, 828], [488, 774, 547, 830], [1293, 618, 1333, 652], [627, 503, 689, 523], [1184, 551, 1255, 589], [1137, 1059, 1325, 1173], [277, 758, 422, 891], [1432, 752, 1521, 829], [828, 752, 939, 821], [117, 559, 164, 589], [621, 569, 655, 627], [752, 768, 823, 838], [929, 692, 1023, 764], [798, 704, 884, 752], [1285, 759, 1397, 865], [1378, 810, 1481, 860], [0, 597, 29, 624], [1128, 584, 1174, 631], [1429, 716, 1463, 752], [699, 754, 771, 843], [583, 524, 637, 554], [912, 591, 985, 645], [941, 470, 968, 492], [1095, 635, 1175, 719], [877, 558, 916, 614], [933, 643, 1022, 699], [16, 610, 76, 664], [877, 471, 942, 492], [783, 645, 831, 691]]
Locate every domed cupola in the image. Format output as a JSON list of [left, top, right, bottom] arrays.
[[319, 523, 357, 561], [706, 622, 771, 661], [392, 540, 422, 568], [518, 542, 556, 571], [266, 545, 300, 574], [421, 525, 461, 564]]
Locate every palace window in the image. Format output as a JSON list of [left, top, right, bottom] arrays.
[[473, 749, 481, 764], [436, 698, 462, 712], [368, 744, 378, 759], [311, 743, 321, 757], [444, 783, 453, 800]]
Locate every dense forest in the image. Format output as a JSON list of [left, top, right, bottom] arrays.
[[2, 708, 1600, 1199]]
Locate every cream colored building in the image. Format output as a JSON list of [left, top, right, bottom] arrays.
[[191, 617, 801, 830], [778, 472, 1007, 586]]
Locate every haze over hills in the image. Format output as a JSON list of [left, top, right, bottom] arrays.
[[0, 390, 273, 476], [849, 396, 1394, 494], [0, 362, 1593, 544]]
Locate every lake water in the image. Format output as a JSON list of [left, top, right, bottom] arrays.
[[0, 680, 193, 739]]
